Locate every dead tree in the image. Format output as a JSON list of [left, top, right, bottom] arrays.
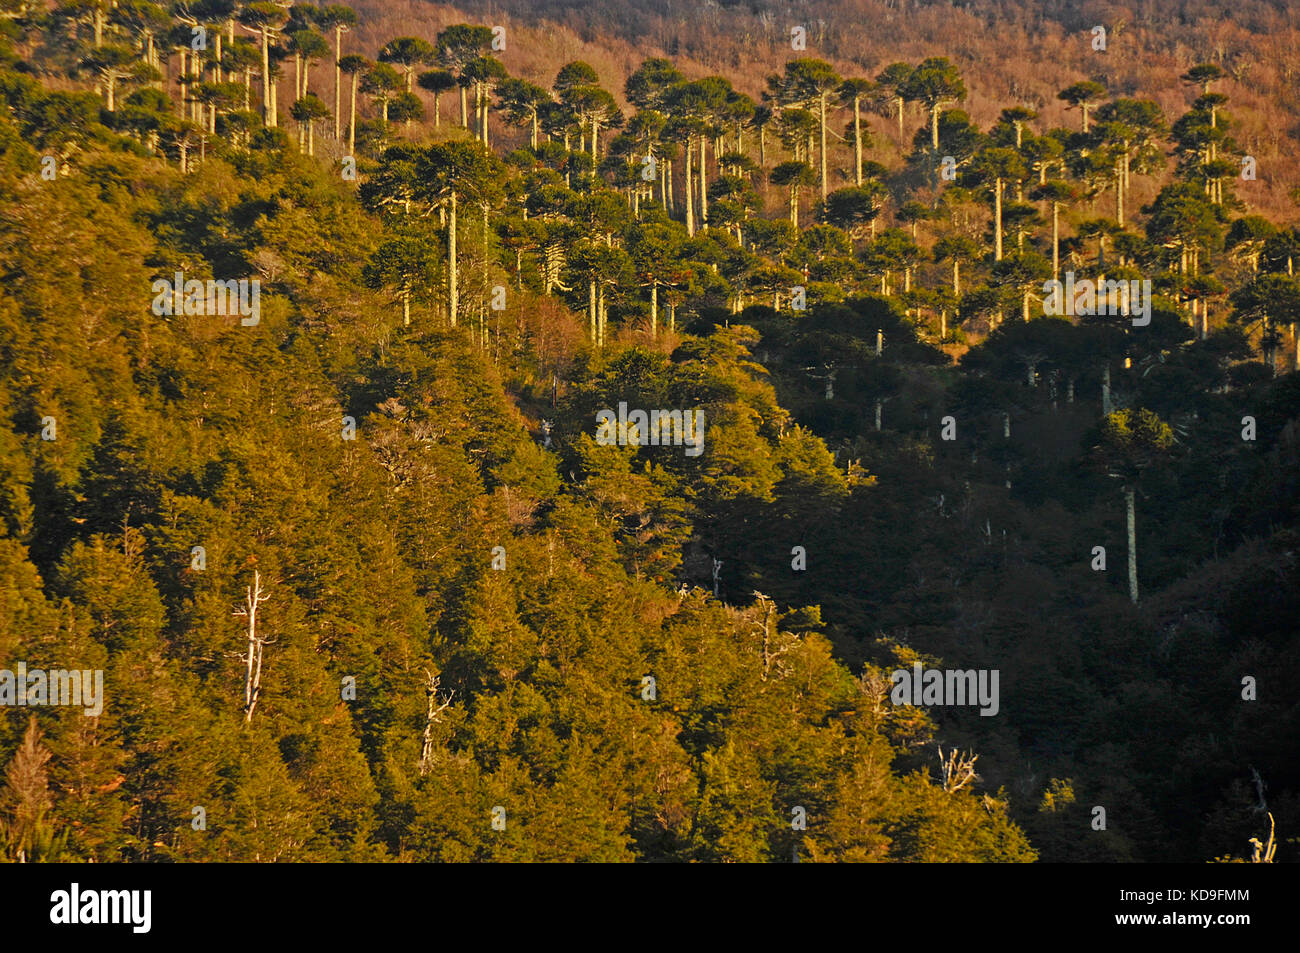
[[752, 591, 795, 681], [856, 667, 895, 724], [234, 570, 274, 723], [937, 745, 979, 793], [419, 671, 454, 776], [1249, 813, 1277, 863], [1250, 765, 1268, 813]]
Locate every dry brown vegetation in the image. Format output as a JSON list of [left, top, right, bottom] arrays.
[[344, 0, 1300, 217]]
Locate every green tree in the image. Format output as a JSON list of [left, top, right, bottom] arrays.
[[1093, 408, 1176, 603], [782, 59, 842, 199], [337, 53, 367, 151], [436, 24, 495, 127], [416, 140, 505, 327], [838, 77, 876, 186], [770, 160, 816, 228], [903, 57, 966, 151], [378, 36, 435, 93], [317, 4, 357, 140], [874, 61, 913, 139], [238, 2, 289, 126], [1058, 80, 1107, 133]]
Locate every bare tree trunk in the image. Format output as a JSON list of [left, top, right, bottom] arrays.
[[237, 571, 272, 722], [448, 191, 458, 326], [1052, 201, 1060, 279], [698, 136, 708, 229], [260, 28, 274, 127], [333, 26, 343, 139], [1116, 165, 1125, 227], [349, 74, 358, 153], [994, 177, 1003, 260], [650, 282, 658, 338], [853, 96, 862, 185], [1124, 485, 1138, 604], [598, 285, 606, 346], [420, 672, 454, 775], [684, 138, 694, 236], [819, 92, 828, 199]]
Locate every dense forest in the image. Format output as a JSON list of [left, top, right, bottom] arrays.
[[0, 0, 1296, 863]]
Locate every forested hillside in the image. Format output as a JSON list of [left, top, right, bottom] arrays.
[[0, 0, 1295, 863]]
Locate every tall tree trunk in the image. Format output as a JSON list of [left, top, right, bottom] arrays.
[[994, 177, 1003, 261], [260, 27, 273, 127], [1052, 201, 1060, 279], [650, 282, 658, 338], [853, 96, 862, 185], [598, 285, 606, 346], [448, 191, 458, 327], [698, 136, 708, 228], [819, 92, 829, 199], [333, 27, 343, 139], [684, 138, 694, 236], [1115, 163, 1125, 227], [349, 74, 357, 152], [1124, 484, 1138, 604]]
